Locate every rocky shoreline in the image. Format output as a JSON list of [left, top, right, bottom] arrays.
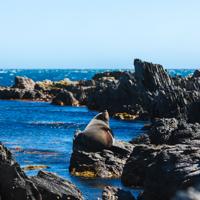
[[0, 59, 199, 122], [0, 59, 200, 200]]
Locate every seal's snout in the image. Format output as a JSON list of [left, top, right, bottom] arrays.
[[95, 110, 109, 122], [102, 110, 109, 121]]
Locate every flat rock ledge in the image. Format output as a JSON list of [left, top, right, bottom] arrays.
[[102, 186, 135, 200], [69, 140, 134, 178], [0, 142, 84, 200]]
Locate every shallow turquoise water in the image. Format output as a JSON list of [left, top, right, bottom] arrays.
[[0, 100, 144, 199]]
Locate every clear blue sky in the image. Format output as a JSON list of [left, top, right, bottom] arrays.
[[0, 0, 200, 68]]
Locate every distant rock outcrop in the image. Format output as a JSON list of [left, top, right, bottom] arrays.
[[52, 90, 79, 106], [13, 76, 36, 90], [0, 59, 199, 123], [87, 59, 200, 122]]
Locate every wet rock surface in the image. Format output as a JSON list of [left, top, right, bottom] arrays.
[[31, 171, 84, 200], [69, 111, 134, 178], [0, 143, 84, 200], [102, 186, 135, 200], [0, 143, 41, 200], [70, 140, 133, 178]]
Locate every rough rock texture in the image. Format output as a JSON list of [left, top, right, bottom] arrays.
[[0, 143, 84, 200], [13, 76, 36, 90], [121, 145, 163, 187], [87, 59, 200, 122], [52, 90, 79, 106], [139, 145, 200, 200], [0, 59, 199, 123], [131, 118, 200, 146], [193, 69, 200, 78], [122, 144, 200, 200], [31, 171, 84, 200], [124, 119, 200, 200], [102, 186, 135, 200], [134, 58, 173, 91], [172, 184, 200, 200], [0, 143, 41, 200], [69, 111, 134, 178], [69, 140, 134, 178]]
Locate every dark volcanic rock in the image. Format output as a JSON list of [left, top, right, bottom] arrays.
[[1, 59, 199, 122], [193, 69, 200, 78], [31, 171, 84, 200], [93, 71, 127, 80], [69, 111, 133, 178], [134, 58, 173, 91], [188, 101, 200, 123], [13, 76, 35, 90], [0, 143, 41, 200], [87, 59, 200, 122], [52, 90, 79, 106], [121, 144, 163, 187], [0, 143, 84, 200], [69, 140, 133, 178], [122, 144, 200, 200], [131, 118, 200, 146], [0, 88, 25, 99], [102, 186, 135, 200], [139, 144, 200, 200]]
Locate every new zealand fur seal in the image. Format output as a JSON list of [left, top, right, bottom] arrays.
[[74, 111, 114, 151]]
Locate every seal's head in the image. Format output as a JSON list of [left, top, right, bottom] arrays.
[[94, 110, 109, 125]]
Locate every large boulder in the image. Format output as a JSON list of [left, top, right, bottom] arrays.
[[31, 171, 84, 200], [139, 144, 200, 200], [122, 144, 200, 200], [121, 144, 163, 187], [0, 88, 25, 99], [0, 143, 41, 200], [70, 140, 133, 178], [69, 111, 134, 178], [87, 59, 200, 122], [193, 69, 200, 78], [52, 90, 79, 106], [131, 118, 200, 146], [102, 186, 135, 200], [0, 143, 84, 200], [13, 76, 35, 90], [134, 58, 173, 91]]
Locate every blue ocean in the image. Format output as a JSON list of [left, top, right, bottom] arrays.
[[0, 69, 195, 199]]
